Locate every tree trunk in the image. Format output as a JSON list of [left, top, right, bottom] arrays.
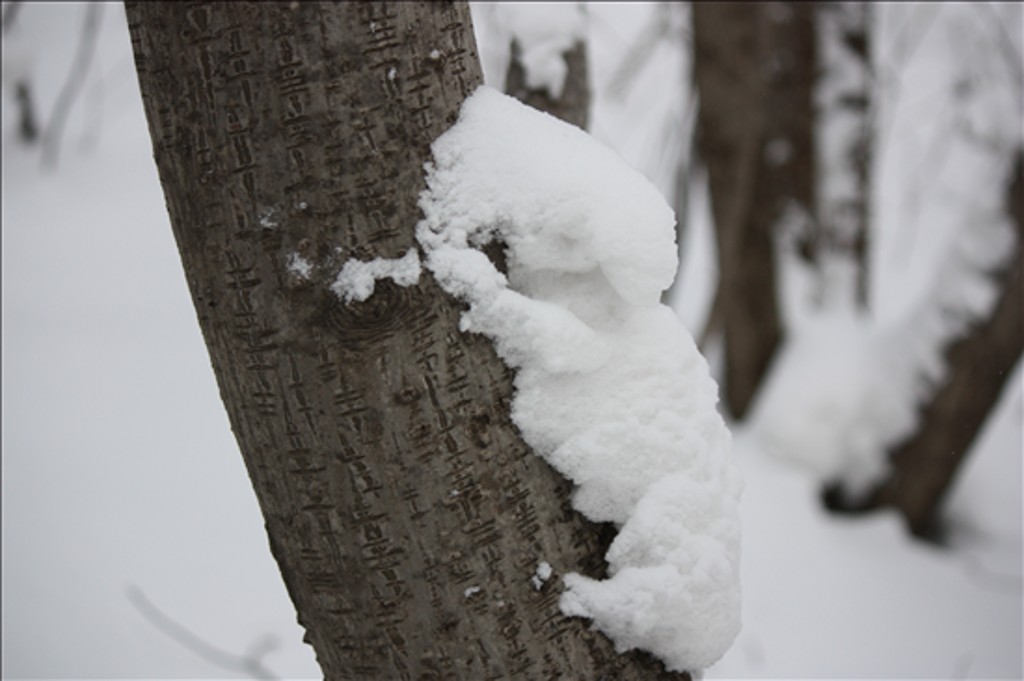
[[126, 2, 685, 678], [692, 2, 815, 418], [845, 150, 1023, 540], [505, 38, 590, 130], [814, 1, 873, 311]]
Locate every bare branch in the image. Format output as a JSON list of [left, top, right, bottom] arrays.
[[40, 2, 102, 169], [125, 585, 280, 681]]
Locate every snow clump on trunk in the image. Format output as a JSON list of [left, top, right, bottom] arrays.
[[416, 86, 742, 673]]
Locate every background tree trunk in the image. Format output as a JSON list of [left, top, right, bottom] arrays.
[[828, 150, 1024, 540], [505, 38, 590, 130], [127, 2, 686, 678], [692, 2, 815, 419], [814, 1, 873, 311]]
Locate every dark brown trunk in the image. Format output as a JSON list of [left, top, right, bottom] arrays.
[[693, 2, 815, 418], [815, 1, 873, 310], [863, 151, 1024, 540], [126, 1, 686, 678], [505, 38, 590, 130]]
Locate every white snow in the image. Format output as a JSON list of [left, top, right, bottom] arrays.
[[746, 310, 904, 496], [710, 421, 1022, 680], [494, 3, 587, 99], [285, 252, 313, 281], [463, 585, 482, 599], [417, 85, 740, 672], [531, 560, 553, 590], [329, 248, 421, 303], [258, 207, 278, 228]]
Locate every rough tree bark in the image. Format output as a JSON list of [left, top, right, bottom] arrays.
[[127, 2, 686, 678], [828, 150, 1024, 540], [692, 2, 815, 419]]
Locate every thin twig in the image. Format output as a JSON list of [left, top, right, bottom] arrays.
[[126, 584, 281, 681], [40, 2, 102, 169]]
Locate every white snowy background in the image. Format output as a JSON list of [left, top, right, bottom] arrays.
[[2, 2, 1021, 679]]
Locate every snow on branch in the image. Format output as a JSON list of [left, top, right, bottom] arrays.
[[416, 86, 741, 672]]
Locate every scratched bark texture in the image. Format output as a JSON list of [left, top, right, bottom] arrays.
[[126, 2, 689, 679]]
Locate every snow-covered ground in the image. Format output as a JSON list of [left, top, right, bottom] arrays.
[[2, 3, 1021, 679]]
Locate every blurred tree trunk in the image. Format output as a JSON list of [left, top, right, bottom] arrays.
[[832, 151, 1024, 540], [504, 6, 590, 129], [505, 40, 589, 129], [813, 2, 873, 311], [127, 2, 685, 678], [692, 2, 815, 418]]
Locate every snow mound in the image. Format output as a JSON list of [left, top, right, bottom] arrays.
[[417, 86, 741, 672], [746, 312, 909, 496]]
